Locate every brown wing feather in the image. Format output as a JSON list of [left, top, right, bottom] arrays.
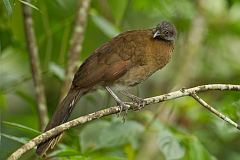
[[72, 31, 138, 89], [102, 60, 130, 83]]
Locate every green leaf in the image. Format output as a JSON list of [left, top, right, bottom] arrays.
[[98, 120, 144, 149], [90, 9, 120, 38], [149, 118, 185, 160], [49, 148, 80, 157], [181, 136, 216, 160], [1, 133, 29, 144], [2, 121, 40, 134], [157, 129, 185, 160], [49, 62, 65, 81], [107, 0, 128, 25], [80, 120, 144, 153], [3, 0, 12, 16], [18, 0, 39, 11], [80, 120, 110, 152], [56, 156, 87, 160]]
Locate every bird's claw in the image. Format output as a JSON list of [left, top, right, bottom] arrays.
[[131, 97, 146, 111], [119, 91, 146, 111], [117, 101, 130, 122]]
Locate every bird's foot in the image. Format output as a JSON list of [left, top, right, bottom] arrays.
[[120, 91, 146, 111], [117, 101, 130, 122], [106, 86, 131, 122], [130, 96, 146, 111]]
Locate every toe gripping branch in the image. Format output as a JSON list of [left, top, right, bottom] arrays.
[[105, 86, 146, 115]]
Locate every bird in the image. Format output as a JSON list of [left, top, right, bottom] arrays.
[[36, 21, 177, 156]]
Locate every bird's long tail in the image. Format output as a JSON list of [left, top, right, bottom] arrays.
[[36, 88, 86, 156]]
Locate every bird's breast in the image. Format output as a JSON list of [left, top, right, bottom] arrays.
[[115, 39, 174, 87], [148, 40, 174, 68]]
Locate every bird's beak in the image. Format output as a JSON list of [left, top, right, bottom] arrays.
[[153, 30, 160, 38]]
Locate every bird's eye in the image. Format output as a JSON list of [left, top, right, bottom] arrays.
[[164, 31, 169, 35]]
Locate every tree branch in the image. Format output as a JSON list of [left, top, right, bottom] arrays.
[[190, 93, 239, 129], [7, 84, 240, 160], [22, 0, 48, 131], [59, 0, 91, 101]]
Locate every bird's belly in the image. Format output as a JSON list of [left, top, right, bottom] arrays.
[[114, 65, 155, 87]]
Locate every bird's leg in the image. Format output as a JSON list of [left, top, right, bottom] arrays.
[[105, 86, 130, 120], [120, 91, 146, 110]]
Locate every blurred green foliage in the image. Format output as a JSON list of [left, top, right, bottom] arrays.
[[0, 0, 240, 160]]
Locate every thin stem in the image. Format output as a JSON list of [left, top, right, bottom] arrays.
[[190, 93, 239, 129], [22, 0, 48, 131]]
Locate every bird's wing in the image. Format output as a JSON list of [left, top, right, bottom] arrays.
[[72, 32, 137, 89]]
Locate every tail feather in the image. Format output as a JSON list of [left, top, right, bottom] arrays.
[[36, 88, 84, 156]]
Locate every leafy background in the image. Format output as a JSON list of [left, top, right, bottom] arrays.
[[1, 0, 240, 160]]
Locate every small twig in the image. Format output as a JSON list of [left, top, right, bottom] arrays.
[[22, 0, 48, 131], [7, 84, 240, 160], [190, 93, 240, 129], [59, 0, 91, 101]]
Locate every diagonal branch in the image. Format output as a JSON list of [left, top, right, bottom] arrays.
[[7, 84, 240, 160], [190, 93, 239, 129], [59, 0, 91, 101], [22, 0, 48, 131]]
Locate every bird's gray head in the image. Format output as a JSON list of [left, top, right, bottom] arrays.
[[153, 21, 177, 42]]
